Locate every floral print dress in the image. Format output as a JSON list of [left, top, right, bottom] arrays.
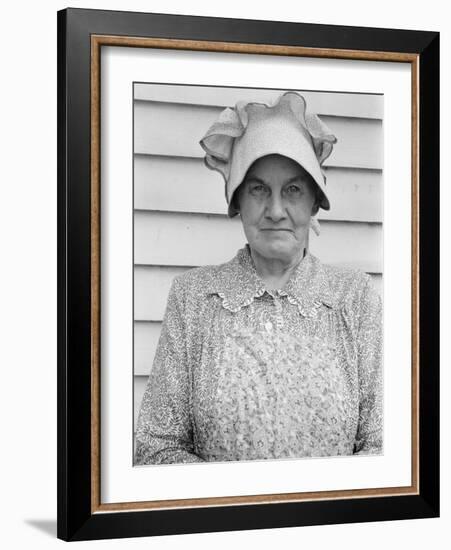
[[134, 245, 383, 465]]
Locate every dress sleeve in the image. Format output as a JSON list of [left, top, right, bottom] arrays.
[[134, 276, 204, 465], [353, 274, 383, 455]]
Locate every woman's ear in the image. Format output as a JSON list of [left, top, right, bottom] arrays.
[[311, 201, 320, 216]]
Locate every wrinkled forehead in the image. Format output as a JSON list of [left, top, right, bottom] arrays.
[[243, 154, 318, 187]]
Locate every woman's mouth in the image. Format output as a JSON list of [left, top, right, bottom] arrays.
[[260, 228, 293, 233]]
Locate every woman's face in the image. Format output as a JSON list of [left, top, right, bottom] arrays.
[[236, 154, 319, 265]]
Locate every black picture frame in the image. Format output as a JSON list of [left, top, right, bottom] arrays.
[[57, 7, 439, 541]]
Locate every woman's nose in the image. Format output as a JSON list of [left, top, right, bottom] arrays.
[[265, 193, 287, 221]]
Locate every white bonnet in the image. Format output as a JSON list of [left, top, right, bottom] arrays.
[[199, 91, 337, 218]]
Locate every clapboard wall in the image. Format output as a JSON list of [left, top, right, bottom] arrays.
[[133, 84, 384, 432]]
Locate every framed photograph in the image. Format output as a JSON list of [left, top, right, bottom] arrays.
[[57, 7, 439, 541]]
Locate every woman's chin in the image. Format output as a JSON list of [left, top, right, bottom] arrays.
[[252, 241, 303, 263]]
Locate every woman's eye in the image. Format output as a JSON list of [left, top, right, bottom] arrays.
[[286, 185, 302, 195], [249, 184, 268, 195]]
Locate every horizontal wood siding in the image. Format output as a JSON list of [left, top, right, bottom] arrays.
[[134, 84, 384, 119], [134, 101, 382, 170]]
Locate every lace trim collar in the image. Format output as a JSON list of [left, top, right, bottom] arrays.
[[207, 244, 336, 317]]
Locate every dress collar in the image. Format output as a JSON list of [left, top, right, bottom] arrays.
[[207, 244, 337, 317]]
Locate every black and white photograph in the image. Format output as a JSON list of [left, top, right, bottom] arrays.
[[133, 85, 384, 466]]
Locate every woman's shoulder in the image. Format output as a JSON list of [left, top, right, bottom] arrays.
[[170, 259, 235, 297], [319, 260, 376, 308], [322, 261, 372, 286]]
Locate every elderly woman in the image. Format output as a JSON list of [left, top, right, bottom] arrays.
[[134, 91, 382, 465]]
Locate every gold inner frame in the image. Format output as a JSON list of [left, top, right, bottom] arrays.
[[90, 35, 420, 514]]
